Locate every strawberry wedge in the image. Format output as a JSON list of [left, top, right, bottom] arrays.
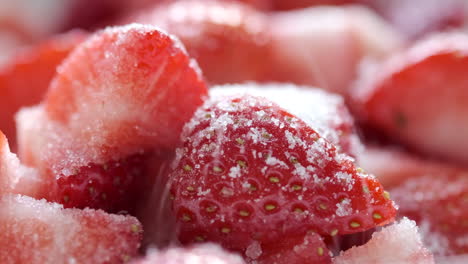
[[0, 194, 142, 264], [354, 33, 468, 164], [168, 93, 396, 260], [16, 24, 207, 212]]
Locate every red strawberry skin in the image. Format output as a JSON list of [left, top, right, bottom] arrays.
[[354, 33, 468, 165], [168, 94, 396, 259], [0, 30, 86, 149], [127, 0, 272, 84]]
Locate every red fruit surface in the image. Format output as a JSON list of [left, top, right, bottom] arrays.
[[16, 24, 207, 212], [391, 171, 468, 255], [358, 144, 461, 188], [168, 94, 396, 260], [333, 218, 434, 264], [131, 243, 245, 264], [257, 232, 332, 264], [210, 83, 362, 158], [0, 194, 142, 264], [354, 32, 468, 165], [0, 30, 86, 149], [269, 5, 403, 95], [127, 0, 272, 84]]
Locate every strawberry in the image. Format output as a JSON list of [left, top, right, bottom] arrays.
[[268, 5, 403, 95], [0, 30, 86, 149], [168, 94, 396, 261], [269, 0, 355, 10], [0, 194, 142, 264], [16, 24, 207, 212], [210, 83, 362, 158], [358, 144, 461, 188], [333, 218, 435, 264], [131, 243, 245, 264], [126, 0, 272, 84], [0, 130, 43, 198], [390, 171, 468, 255], [256, 232, 332, 264], [353, 32, 468, 164]]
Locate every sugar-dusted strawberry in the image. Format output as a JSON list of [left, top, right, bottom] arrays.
[[125, 0, 272, 84], [390, 171, 468, 255], [131, 243, 245, 264], [16, 24, 207, 212], [333, 218, 435, 264], [256, 232, 332, 264], [269, 0, 354, 10], [210, 83, 362, 158], [0, 130, 44, 198], [354, 32, 468, 164], [358, 144, 461, 188], [0, 194, 142, 264], [168, 94, 396, 261], [269, 5, 403, 95], [0, 30, 86, 148]]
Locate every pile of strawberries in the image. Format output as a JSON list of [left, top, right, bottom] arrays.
[[1, 0, 468, 263]]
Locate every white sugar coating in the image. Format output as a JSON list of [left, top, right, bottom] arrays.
[[245, 241, 262, 260], [0, 130, 42, 197], [210, 83, 362, 158], [436, 255, 468, 264], [333, 218, 434, 264], [0, 194, 142, 264], [133, 244, 245, 264]]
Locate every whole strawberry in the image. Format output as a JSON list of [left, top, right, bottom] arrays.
[[168, 93, 396, 262]]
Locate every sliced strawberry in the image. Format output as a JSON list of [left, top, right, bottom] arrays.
[[168, 94, 396, 260], [256, 232, 332, 264], [354, 32, 468, 164], [210, 83, 362, 158], [269, 5, 403, 95], [391, 171, 468, 255], [131, 244, 245, 264], [333, 218, 435, 264], [126, 0, 272, 84], [358, 144, 461, 188], [0, 194, 142, 264], [0, 30, 86, 149], [16, 24, 207, 212], [0, 130, 44, 198]]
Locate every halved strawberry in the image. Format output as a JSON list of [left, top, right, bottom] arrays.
[[269, 5, 403, 95], [0, 130, 44, 198], [125, 0, 272, 84], [210, 83, 362, 158], [168, 94, 396, 261], [391, 171, 468, 255], [0, 194, 142, 264], [0, 30, 86, 149], [333, 218, 435, 264], [358, 144, 461, 188], [16, 24, 207, 212], [131, 243, 245, 264], [354, 32, 468, 164]]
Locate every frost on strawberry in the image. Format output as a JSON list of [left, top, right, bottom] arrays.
[[15, 24, 208, 212], [0, 194, 142, 264], [131, 243, 245, 264], [168, 94, 396, 261], [0, 130, 44, 198], [210, 83, 362, 158], [391, 171, 468, 256], [333, 218, 435, 264]]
